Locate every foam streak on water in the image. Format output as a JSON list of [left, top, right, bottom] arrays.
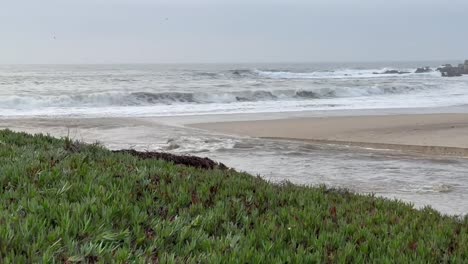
[[1, 63, 468, 118]]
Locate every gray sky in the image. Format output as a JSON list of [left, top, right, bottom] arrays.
[[1, 0, 467, 64]]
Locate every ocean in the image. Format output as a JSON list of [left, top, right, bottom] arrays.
[[1, 62, 468, 215], [1, 62, 468, 117]]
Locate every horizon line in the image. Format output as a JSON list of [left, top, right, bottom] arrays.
[[0, 59, 465, 66]]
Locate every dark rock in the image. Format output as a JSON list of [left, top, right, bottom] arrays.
[[443, 70, 462, 77], [437, 64, 463, 77], [113, 149, 228, 170], [415, 67, 432, 73], [458, 64, 466, 74], [436, 64, 451, 71]]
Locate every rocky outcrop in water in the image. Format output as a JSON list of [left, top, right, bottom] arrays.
[[437, 64, 463, 77], [437, 61, 468, 77], [415, 67, 432, 73]]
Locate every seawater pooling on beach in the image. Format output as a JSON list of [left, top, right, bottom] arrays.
[[2, 117, 468, 216], [1, 63, 468, 216]]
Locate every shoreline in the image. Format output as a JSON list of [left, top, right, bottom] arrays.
[[3, 111, 468, 157], [2, 112, 468, 215], [262, 137, 468, 157], [189, 113, 468, 157]]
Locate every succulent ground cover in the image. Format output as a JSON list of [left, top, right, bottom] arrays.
[[0, 129, 466, 263]]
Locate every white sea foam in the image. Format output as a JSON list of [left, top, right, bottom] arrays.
[[1, 64, 467, 117], [254, 68, 440, 79]]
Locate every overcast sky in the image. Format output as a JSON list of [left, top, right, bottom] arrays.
[[1, 0, 467, 64]]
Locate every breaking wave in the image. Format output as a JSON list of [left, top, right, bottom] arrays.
[[191, 68, 439, 80], [1, 83, 436, 109], [253, 68, 440, 79]]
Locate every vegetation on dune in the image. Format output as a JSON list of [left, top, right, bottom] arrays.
[[0, 129, 467, 263]]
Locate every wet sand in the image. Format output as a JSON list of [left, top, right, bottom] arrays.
[[3, 113, 468, 157], [189, 113, 468, 157], [2, 114, 468, 215]]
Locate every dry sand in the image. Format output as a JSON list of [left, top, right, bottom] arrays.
[[189, 113, 468, 156]]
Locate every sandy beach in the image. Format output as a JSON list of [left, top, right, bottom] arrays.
[[4, 112, 468, 157], [190, 113, 468, 157], [2, 113, 468, 215]]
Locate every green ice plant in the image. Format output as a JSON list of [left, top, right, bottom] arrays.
[[0, 129, 466, 263]]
